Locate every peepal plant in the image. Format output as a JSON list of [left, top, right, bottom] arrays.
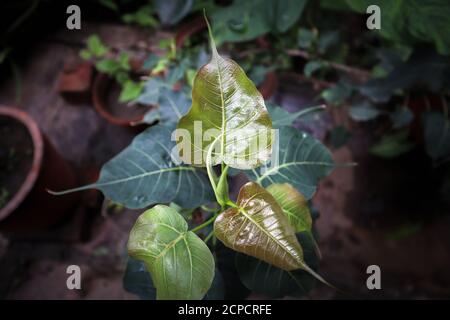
[[53, 16, 336, 299]]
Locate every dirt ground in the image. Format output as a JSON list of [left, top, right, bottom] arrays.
[[0, 23, 449, 300]]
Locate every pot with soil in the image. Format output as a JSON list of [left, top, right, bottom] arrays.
[[92, 70, 151, 127], [0, 106, 80, 234]]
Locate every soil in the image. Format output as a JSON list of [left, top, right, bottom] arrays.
[[0, 116, 34, 210], [103, 78, 150, 120]]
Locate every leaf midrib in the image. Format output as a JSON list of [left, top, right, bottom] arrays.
[[237, 205, 303, 269], [256, 161, 335, 183], [214, 54, 227, 160], [97, 166, 196, 188]]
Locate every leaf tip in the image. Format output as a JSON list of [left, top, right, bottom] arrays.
[[203, 9, 218, 57]]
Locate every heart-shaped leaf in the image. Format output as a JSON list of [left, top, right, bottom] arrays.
[[214, 182, 306, 271], [267, 103, 325, 128], [211, 0, 307, 43], [247, 126, 334, 199], [235, 232, 318, 298], [51, 123, 214, 209], [141, 86, 191, 125], [266, 183, 321, 259], [123, 257, 156, 300], [176, 19, 272, 169], [123, 257, 224, 300], [154, 0, 193, 26], [266, 183, 312, 233], [128, 205, 215, 300]]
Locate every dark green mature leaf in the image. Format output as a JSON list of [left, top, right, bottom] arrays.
[[329, 125, 351, 149], [211, 0, 307, 43], [360, 49, 450, 103], [267, 103, 325, 128], [266, 183, 312, 233], [318, 30, 340, 54], [248, 65, 270, 86], [214, 182, 307, 271], [51, 124, 214, 209], [235, 232, 318, 298], [348, 101, 380, 121], [304, 60, 325, 77], [247, 126, 334, 199], [128, 205, 215, 300], [203, 269, 225, 300], [346, 0, 450, 55], [138, 78, 167, 105], [390, 107, 413, 129], [268, 0, 308, 33], [423, 111, 450, 161], [141, 85, 191, 124], [297, 28, 315, 49], [176, 26, 272, 169], [321, 83, 352, 106], [123, 257, 224, 300], [154, 0, 193, 26], [123, 257, 156, 300]]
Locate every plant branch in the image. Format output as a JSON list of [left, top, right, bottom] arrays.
[[204, 230, 214, 243], [190, 212, 218, 233], [286, 49, 371, 81], [282, 71, 333, 90]]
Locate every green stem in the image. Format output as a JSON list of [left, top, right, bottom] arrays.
[[200, 205, 218, 212], [206, 135, 221, 202], [190, 213, 218, 233], [225, 200, 239, 208], [204, 230, 214, 244]]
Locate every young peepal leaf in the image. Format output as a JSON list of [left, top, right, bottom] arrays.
[[266, 183, 321, 259], [176, 16, 272, 170], [128, 205, 215, 300], [235, 232, 318, 298], [266, 183, 312, 233], [50, 123, 214, 209], [214, 182, 307, 271]]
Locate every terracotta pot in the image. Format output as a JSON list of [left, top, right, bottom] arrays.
[[0, 106, 80, 234], [92, 72, 152, 127]]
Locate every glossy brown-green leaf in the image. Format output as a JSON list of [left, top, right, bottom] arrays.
[[214, 182, 306, 271], [176, 20, 272, 169], [266, 183, 312, 233], [128, 205, 215, 300]]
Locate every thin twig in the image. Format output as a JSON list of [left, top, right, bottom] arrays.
[[287, 49, 371, 81]]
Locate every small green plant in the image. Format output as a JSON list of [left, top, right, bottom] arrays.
[[80, 35, 144, 103], [55, 15, 337, 299]]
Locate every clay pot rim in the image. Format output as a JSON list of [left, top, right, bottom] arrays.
[[92, 72, 147, 126], [0, 106, 43, 221]]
